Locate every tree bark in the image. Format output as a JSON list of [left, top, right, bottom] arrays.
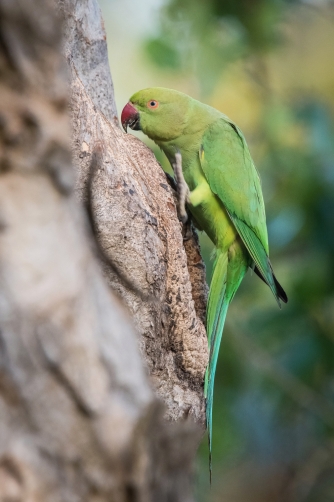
[[62, 0, 209, 421], [0, 0, 208, 500]]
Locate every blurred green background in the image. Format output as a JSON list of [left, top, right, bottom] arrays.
[[99, 1, 334, 500]]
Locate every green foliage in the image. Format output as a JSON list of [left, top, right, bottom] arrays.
[[144, 37, 180, 69], [144, 0, 303, 95], [145, 1, 247, 94]]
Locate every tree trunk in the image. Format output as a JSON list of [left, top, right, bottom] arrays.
[[0, 0, 208, 500]]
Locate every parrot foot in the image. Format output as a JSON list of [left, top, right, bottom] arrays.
[[182, 217, 193, 241], [172, 152, 190, 224]]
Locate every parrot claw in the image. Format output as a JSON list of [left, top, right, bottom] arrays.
[[180, 213, 188, 224], [172, 152, 190, 226], [182, 218, 193, 241]]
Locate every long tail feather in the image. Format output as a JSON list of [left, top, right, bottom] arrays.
[[204, 244, 248, 482], [204, 250, 228, 482], [254, 265, 288, 304]]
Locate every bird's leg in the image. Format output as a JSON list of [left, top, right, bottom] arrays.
[[172, 152, 190, 224], [165, 162, 191, 239]]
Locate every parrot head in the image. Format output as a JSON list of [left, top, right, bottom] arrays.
[[121, 87, 191, 142]]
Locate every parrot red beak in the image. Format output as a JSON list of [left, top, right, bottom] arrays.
[[121, 102, 140, 132]]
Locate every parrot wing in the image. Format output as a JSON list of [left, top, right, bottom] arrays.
[[199, 118, 287, 304]]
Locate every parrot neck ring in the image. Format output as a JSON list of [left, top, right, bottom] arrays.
[[121, 102, 141, 133]]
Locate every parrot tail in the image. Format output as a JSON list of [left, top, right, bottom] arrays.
[[204, 243, 248, 482]]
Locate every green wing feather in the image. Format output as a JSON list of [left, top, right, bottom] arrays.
[[199, 118, 286, 305]]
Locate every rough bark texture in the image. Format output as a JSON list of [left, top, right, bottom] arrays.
[[61, 0, 209, 422], [0, 0, 208, 500]]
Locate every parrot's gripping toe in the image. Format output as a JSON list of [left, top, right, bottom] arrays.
[[179, 211, 188, 224]]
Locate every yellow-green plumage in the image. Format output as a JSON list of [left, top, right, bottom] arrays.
[[122, 87, 287, 477]]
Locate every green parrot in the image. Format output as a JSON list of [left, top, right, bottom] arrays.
[[121, 88, 287, 474]]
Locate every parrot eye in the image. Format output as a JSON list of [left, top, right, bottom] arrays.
[[147, 100, 159, 109]]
